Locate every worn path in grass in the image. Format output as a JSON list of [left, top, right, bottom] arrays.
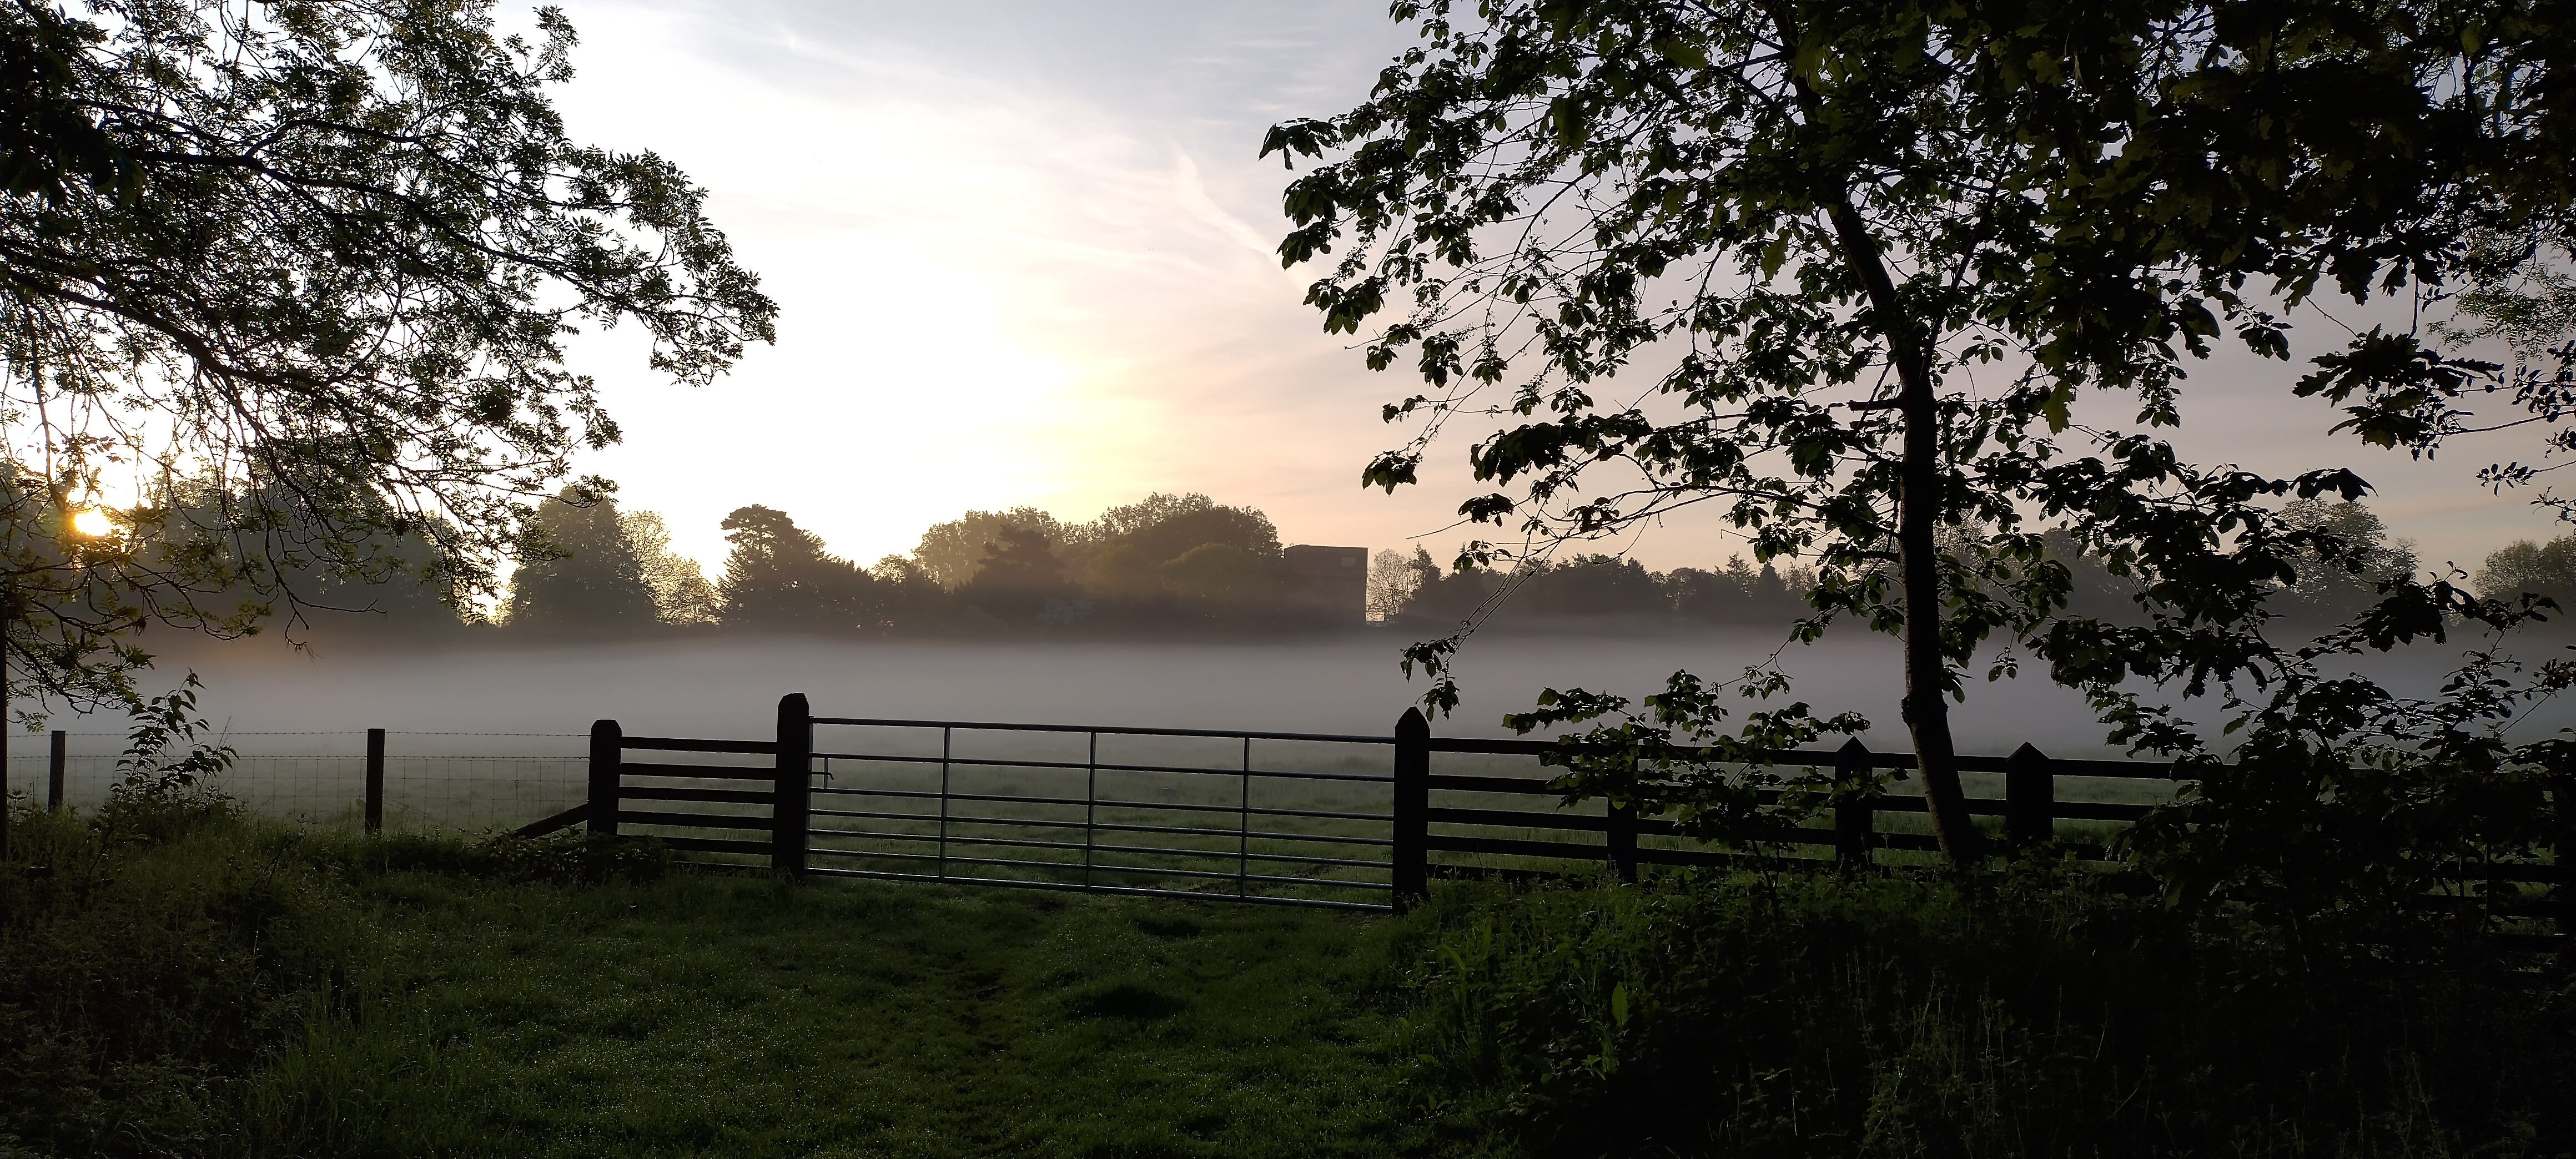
[[264, 869, 1473, 1158]]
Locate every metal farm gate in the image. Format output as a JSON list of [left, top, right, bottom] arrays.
[[516, 694, 2567, 945]]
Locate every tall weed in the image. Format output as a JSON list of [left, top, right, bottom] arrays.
[[1397, 866, 2570, 1158], [0, 803, 655, 1158]]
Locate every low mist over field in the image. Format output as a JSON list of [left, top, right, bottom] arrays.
[[98, 627, 2557, 761]]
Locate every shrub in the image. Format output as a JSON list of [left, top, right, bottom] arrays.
[[1398, 869, 2571, 1158], [0, 809, 364, 1157], [0, 809, 669, 1157]]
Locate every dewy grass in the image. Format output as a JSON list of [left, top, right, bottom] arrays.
[[8, 806, 2568, 1158], [240, 865, 1430, 1158], [4, 809, 1438, 1158]]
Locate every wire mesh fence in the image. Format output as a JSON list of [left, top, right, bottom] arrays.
[[6, 730, 587, 834]]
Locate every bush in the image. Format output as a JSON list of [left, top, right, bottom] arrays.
[[0, 809, 670, 1158], [0, 808, 362, 1157], [1398, 868, 2572, 1158]]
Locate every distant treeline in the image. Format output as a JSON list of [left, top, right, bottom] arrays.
[[1372, 498, 2489, 629], [1370, 548, 1819, 625], [343, 491, 1355, 636], [275, 487, 2576, 636]]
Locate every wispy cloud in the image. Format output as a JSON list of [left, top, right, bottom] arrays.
[[534, 0, 2558, 579]]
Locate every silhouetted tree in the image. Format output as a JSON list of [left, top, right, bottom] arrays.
[[2476, 535, 2576, 613], [1161, 543, 1275, 608], [2275, 500, 2418, 619], [622, 511, 720, 625], [2039, 528, 2149, 626], [959, 526, 1077, 624], [155, 475, 469, 631], [718, 506, 876, 629], [302, 525, 466, 630], [1269, 0, 2576, 862], [1063, 493, 1286, 614], [1109, 504, 1280, 570], [869, 556, 955, 627], [1400, 556, 1501, 623], [1084, 542, 1166, 601], [1366, 548, 1430, 620], [1083, 492, 1221, 543], [912, 508, 1068, 588], [1513, 555, 1663, 618], [1666, 558, 1814, 624], [1, 1, 771, 702], [505, 490, 658, 631]]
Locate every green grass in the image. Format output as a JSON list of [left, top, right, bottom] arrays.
[[245, 865, 1436, 1158], [2, 802, 1456, 1157], [8, 798, 2568, 1158]]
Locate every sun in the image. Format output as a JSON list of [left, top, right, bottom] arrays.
[[71, 508, 114, 537]]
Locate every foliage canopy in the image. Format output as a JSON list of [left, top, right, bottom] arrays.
[[1271, 0, 2576, 884], [1, 0, 773, 708]]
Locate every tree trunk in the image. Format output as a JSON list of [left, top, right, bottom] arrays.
[[1757, 4, 1985, 865], [1823, 199, 1986, 866]]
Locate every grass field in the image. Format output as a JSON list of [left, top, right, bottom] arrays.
[[2, 806, 1468, 1158], [9, 794, 2563, 1158], [248, 869, 1439, 1158]]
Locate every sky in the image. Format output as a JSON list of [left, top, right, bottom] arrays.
[[535, 0, 2576, 578]]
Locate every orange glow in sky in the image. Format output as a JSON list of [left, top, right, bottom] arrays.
[[538, 0, 2569, 578]]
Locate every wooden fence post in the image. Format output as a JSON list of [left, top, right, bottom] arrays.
[[1608, 799, 1638, 883], [2558, 764, 2573, 956], [2005, 743, 2052, 853], [1608, 750, 1639, 883], [1835, 738, 1875, 870], [588, 719, 622, 839], [774, 693, 812, 877], [47, 730, 65, 812], [364, 728, 386, 835], [1393, 708, 1430, 911]]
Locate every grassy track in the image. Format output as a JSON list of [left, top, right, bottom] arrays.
[[248, 867, 1452, 1158], [2, 807, 1483, 1159], [12, 801, 2562, 1158]]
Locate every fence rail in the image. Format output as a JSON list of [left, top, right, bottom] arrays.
[[510, 697, 2564, 949], [6, 697, 2560, 953], [795, 710, 1396, 912]]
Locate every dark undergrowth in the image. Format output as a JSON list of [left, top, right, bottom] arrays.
[[1397, 866, 2575, 1158], [4, 801, 2568, 1157], [1, 802, 1423, 1158]]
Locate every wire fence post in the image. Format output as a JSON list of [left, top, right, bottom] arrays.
[[47, 729, 66, 813], [2004, 743, 2051, 853], [364, 728, 386, 835], [1835, 738, 1875, 870], [1393, 708, 1430, 911], [774, 692, 812, 878], [587, 719, 622, 838]]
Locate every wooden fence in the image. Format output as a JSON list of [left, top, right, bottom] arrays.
[[1396, 710, 2174, 889], [509, 696, 2567, 950]]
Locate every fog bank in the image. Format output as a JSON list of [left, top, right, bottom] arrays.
[[90, 626, 2569, 760]]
